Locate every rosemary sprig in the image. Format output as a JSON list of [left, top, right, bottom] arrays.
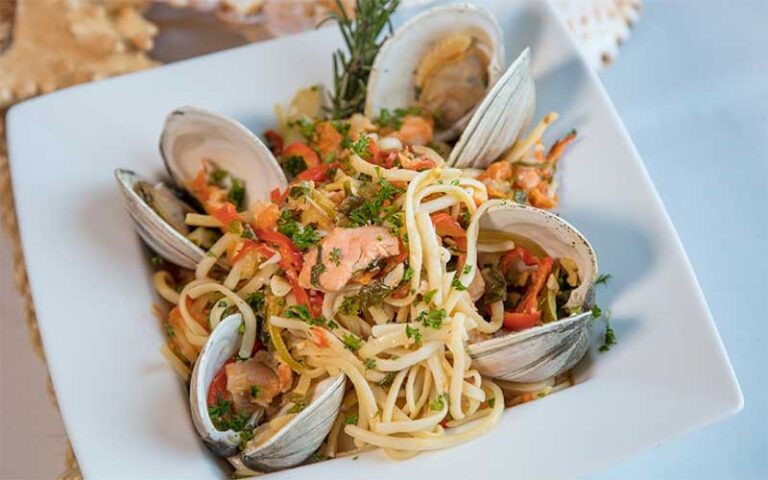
[[324, 0, 400, 119]]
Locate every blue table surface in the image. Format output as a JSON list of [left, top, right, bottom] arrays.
[[591, 1, 767, 478]]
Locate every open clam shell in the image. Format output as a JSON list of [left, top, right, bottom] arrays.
[[448, 48, 536, 169], [115, 168, 205, 270], [160, 106, 287, 205], [189, 314, 346, 470], [468, 202, 598, 383], [365, 3, 504, 142], [240, 373, 345, 472]]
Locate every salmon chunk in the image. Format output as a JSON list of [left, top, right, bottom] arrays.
[[299, 226, 400, 292]]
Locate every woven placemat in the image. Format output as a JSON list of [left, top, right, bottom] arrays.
[[0, 1, 639, 478]]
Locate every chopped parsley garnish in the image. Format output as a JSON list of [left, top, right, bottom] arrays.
[[345, 178, 402, 227], [364, 358, 376, 370], [289, 184, 310, 199], [284, 304, 327, 326], [330, 247, 343, 266], [283, 155, 308, 178], [288, 118, 316, 142], [344, 414, 358, 425], [405, 325, 422, 343], [287, 400, 307, 414], [339, 296, 360, 315], [342, 333, 362, 352], [228, 177, 246, 210], [285, 304, 313, 322], [208, 398, 251, 432], [423, 289, 437, 304], [451, 278, 467, 291], [595, 273, 612, 286], [165, 323, 175, 337], [374, 107, 421, 130], [487, 397, 496, 408], [595, 306, 617, 352], [278, 210, 320, 250], [327, 320, 339, 330], [349, 135, 372, 159], [249, 385, 260, 398], [462, 264, 472, 275], [377, 372, 396, 386], [150, 255, 164, 266], [402, 266, 414, 282], [240, 224, 255, 239], [416, 309, 446, 329], [209, 169, 228, 186], [246, 292, 265, 311], [429, 393, 448, 411]]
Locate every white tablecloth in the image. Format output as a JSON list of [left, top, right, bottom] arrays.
[[1, 1, 766, 477]]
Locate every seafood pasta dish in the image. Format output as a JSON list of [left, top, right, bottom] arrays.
[[115, 1, 600, 474]]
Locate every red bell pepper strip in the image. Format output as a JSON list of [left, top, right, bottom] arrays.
[[283, 142, 320, 169], [503, 311, 541, 331], [255, 229, 303, 272], [500, 247, 540, 274], [285, 268, 310, 304], [270, 187, 287, 205], [294, 162, 338, 183], [309, 290, 324, 319], [515, 256, 555, 314], [431, 212, 466, 238], [207, 361, 231, 407], [212, 202, 240, 225], [231, 240, 276, 264]]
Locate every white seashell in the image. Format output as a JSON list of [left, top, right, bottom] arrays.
[[469, 202, 598, 382], [448, 48, 536, 169], [160, 106, 287, 208], [366, 3, 504, 142], [114, 168, 204, 270], [189, 314, 346, 470], [553, 0, 642, 69]]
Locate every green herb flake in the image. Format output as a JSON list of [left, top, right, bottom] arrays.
[[416, 309, 446, 329], [228, 177, 246, 210], [402, 266, 414, 282], [277, 210, 320, 250], [595, 273, 612, 286], [487, 397, 496, 408], [599, 318, 617, 352], [344, 414, 359, 425], [429, 393, 448, 411], [364, 358, 376, 370], [405, 325, 422, 343], [287, 400, 307, 414], [462, 264, 472, 275], [283, 155, 308, 178], [423, 289, 437, 304], [330, 247, 343, 266], [150, 255, 164, 266], [451, 278, 468, 291], [342, 333, 362, 352], [250, 385, 260, 398]]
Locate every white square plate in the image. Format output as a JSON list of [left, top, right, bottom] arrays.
[[6, 0, 742, 478]]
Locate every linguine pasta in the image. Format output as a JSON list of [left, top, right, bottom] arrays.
[[150, 105, 580, 465]]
